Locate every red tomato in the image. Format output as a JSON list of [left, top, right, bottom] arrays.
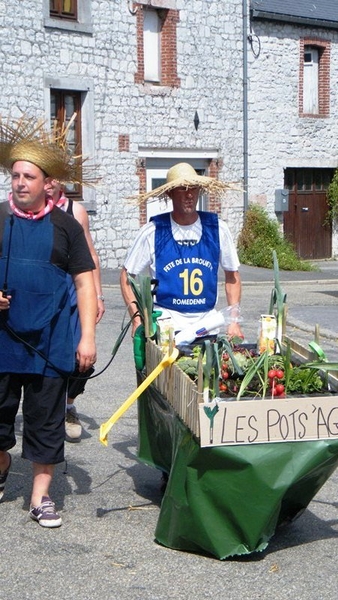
[[268, 369, 277, 379], [275, 369, 284, 380], [275, 384, 285, 395], [222, 371, 229, 380], [219, 383, 228, 392]]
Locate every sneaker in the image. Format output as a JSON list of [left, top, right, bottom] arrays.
[[65, 406, 82, 442], [29, 496, 62, 528], [0, 453, 11, 501]]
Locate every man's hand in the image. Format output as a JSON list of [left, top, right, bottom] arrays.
[[96, 298, 105, 323], [76, 338, 97, 373], [227, 321, 244, 340], [0, 292, 11, 311]]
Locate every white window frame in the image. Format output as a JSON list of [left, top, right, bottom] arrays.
[[145, 159, 209, 221], [146, 169, 173, 220], [303, 46, 319, 114], [144, 10, 161, 83], [44, 76, 96, 211], [43, 0, 93, 34]]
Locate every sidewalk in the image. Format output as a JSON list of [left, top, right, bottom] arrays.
[[239, 259, 338, 284], [240, 261, 338, 340], [101, 260, 338, 287]]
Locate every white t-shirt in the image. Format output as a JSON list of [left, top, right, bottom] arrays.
[[124, 214, 240, 331]]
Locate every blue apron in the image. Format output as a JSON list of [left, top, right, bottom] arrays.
[[151, 211, 220, 313], [0, 214, 74, 377]]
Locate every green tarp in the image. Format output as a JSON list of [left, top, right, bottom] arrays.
[[137, 378, 338, 559]]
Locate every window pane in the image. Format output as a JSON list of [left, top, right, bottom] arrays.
[[284, 170, 294, 190], [296, 169, 312, 191], [50, 0, 77, 19], [303, 170, 312, 190], [322, 170, 333, 190], [151, 178, 166, 189], [63, 0, 73, 13], [314, 169, 334, 190], [50, 89, 82, 199]]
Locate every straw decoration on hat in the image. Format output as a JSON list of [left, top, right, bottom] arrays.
[[128, 162, 241, 204], [0, 114, 98, 187]]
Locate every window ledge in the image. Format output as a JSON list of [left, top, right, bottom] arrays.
[[137, 0, 177, 8], [139, 82, 178, 95], [44, 17, 93, 35], [299, 113, 330, 119]]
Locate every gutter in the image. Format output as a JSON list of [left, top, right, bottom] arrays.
[[243, 0, 249, 212]]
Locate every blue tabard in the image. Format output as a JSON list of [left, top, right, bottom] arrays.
[[151, 211, 220, 313], [0, 214, 74, 377]]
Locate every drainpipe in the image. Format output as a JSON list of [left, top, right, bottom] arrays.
[[243, 0, 249, 212]]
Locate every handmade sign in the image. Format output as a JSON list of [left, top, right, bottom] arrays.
[[199, 396, 338, 447]]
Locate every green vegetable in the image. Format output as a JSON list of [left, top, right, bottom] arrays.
[[287, 367, 323, 394]]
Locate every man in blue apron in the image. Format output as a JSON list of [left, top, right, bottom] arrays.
[[120, 162, 243, 339], [48, 180, 105, 442], [120, 162, 243, 492], [0, 117, 97, 527]]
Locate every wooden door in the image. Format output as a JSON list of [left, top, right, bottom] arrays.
[[283, 168, 333, 259]]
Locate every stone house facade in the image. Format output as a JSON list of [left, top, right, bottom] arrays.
[[0, 1, 338, 266], [250, 0, 338, 259]]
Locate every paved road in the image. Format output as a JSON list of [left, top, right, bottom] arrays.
[[103, 260, 338, 340], [240, 260, 338, 342], [1, 262, 338, 600]]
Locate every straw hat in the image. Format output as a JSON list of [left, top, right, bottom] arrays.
[[0, 114, 97, 186], [129, 162, 240, 203]]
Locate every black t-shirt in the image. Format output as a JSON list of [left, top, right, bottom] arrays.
[[0, 201, 95, 275]]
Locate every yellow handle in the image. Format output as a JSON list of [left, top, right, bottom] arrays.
[[99, 346, 179, 446]]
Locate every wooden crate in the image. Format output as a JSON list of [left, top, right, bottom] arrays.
[[145, 337, 338, 444]]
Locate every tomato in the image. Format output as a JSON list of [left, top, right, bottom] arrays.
[[275, 384, 285, 395], [268, 369, 277, 379], [275, 369, 284, 380], [222, 371, 229, 380], [219, 383, 228, 392]]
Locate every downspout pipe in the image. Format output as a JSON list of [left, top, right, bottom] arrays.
[[243, 0, 249, 212]]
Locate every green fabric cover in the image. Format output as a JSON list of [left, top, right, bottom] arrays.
[[137, 378, 338, 560]]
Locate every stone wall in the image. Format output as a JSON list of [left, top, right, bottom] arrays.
[[0, 0, 244, 268], [248, 20, 338, 214], [1, 1, 338, 265]]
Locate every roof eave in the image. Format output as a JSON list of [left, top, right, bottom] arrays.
[[251, 9, 338, 31]]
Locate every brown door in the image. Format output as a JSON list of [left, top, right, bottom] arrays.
[[283, 168, 333, 259]]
